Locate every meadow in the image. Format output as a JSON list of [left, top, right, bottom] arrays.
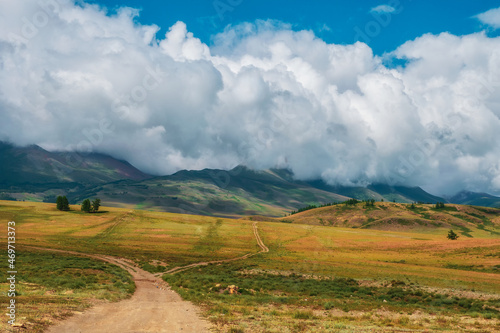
[[0, 200, 499, 332]]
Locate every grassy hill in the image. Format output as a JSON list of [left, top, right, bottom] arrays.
[[279, 201, 500, 237]]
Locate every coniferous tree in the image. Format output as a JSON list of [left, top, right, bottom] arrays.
[[56, 196, 64, 211], [81, 199, 91, 213], [62, 196, 70, 211], [447, 229, 459, 240], [56, 196, 70, 211]]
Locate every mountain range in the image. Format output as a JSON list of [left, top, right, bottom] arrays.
[[1, 141, 499, 216]]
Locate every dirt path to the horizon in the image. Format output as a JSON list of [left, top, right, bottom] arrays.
[[27, 221, 268, 332]]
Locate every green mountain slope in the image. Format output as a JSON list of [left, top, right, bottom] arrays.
[[449, 191, 500, 208], [73, 166, 351, 217], [0, 142, 151, 201], [0, 142, 150, 187]]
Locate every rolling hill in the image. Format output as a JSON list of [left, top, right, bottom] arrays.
[[277, 201, 500, 236]]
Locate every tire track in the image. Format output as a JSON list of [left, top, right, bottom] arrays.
[[157, 222, 268, 276], [253, 221, 269, 253]]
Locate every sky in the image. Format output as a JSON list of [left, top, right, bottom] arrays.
[[85, 0, 500, 55], [1, 0, 500, 196]]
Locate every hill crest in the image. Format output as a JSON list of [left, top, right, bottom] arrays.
[[278, 201, 500, 235]]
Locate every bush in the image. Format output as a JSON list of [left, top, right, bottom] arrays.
[[324, 301, 335, 310], [292, 310, 315, 319]]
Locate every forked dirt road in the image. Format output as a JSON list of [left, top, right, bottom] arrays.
[[26, 247, 210, 333], [28, 221, 268, 333]]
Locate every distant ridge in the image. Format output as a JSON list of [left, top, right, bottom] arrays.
[[75, 166, 351, 217], [0, 141, 151, 201], [448, 191, 500, 208], [304, 180, 445, 204], [1, 141, 499, 215]]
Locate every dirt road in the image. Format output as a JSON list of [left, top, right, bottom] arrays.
[[29, 221, 268, 332], [26, 247, 210, 333], [252, 222, 269, 253]]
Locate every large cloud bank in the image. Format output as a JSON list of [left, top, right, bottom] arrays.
[[1, 1, 500, 195]]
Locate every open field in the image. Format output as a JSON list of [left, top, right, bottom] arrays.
[[1, 200, 499, 332]]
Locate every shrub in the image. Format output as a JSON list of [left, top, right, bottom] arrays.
[[324, 302, 335, 310], [447, 229, 459, 240], [292, 310, 315, 319]]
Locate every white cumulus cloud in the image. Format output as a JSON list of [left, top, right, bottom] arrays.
[[475, 6, 500, 29], [1, 1, 500, 196]]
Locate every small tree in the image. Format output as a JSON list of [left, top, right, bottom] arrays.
[[56, 196, 64, 211], [81, 199, 91, 213], [56, 196, 70, 211], [62, 196, 70, 211], [447, 229, 459, 240], [435, 202, 445, 209], [91, 198, 101, 213]]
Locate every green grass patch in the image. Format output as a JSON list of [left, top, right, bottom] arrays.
[[10, 250, 135, 297], [0, 249, 135, 332], [163, 261, 499, 319]]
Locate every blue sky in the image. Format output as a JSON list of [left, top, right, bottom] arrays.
[[88, 0, 500, 54]]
